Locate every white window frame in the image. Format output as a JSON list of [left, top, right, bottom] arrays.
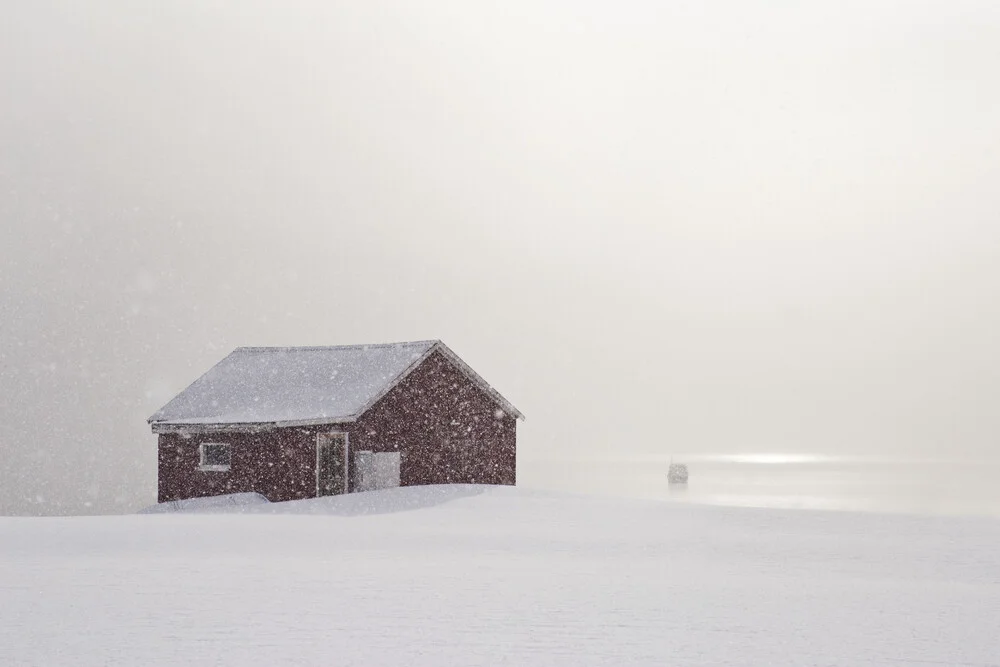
[[198, 442, 231, 472]]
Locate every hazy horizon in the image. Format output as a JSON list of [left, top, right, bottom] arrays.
[[3, 1, 1000, 515]]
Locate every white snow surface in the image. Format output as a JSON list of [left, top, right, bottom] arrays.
[[137, 492, 270, 513], [148, 341, 435, 425], [3, 485, 999, 666]]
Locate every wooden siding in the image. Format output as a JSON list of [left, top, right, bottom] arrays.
[[157, 428, 318, 503], [351, 350, 517, 487]]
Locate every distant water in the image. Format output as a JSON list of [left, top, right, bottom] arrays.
[[519, 455, 1000, 518]]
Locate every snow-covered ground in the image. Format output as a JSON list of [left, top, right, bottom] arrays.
[[2, 485, 999, 666]]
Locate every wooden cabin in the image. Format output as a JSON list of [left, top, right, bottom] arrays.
[[149, 340, 523, 503]]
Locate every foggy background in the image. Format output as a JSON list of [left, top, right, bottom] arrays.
[[2, 1, 999, 515]]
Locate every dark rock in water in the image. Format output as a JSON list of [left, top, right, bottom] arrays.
[[668, 463, 689, 484]]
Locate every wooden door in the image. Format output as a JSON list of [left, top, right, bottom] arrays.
[[316, 433, 348, 496]]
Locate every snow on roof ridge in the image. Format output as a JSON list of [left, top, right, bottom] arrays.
[[234, 340, 440, 353]]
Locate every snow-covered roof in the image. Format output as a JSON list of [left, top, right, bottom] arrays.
[[148, 340, 523, 432]]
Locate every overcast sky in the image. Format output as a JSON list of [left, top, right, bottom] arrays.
[[2, 1, 999, 515]]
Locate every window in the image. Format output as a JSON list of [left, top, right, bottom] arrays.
[[354, 451, 401, 492], [198, 443, 231, 471]]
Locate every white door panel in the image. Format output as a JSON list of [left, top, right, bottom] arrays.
[[354, 451, 401, 491]]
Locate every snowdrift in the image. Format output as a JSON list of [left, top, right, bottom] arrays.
[[4, 485, 999, 667], [138, 492, 270, 514], [140, 484, 491, 516]]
